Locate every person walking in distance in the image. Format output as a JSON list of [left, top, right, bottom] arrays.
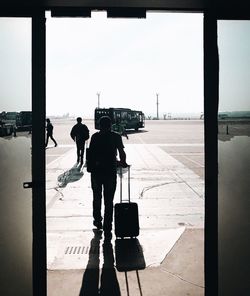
[[88, 116, 128, 241], [112, 118, 129, 139], [45, 118, 57, 147], [70, 117, 90, 165]]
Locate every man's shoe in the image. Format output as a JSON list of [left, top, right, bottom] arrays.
[[93, 221, 103, 230]]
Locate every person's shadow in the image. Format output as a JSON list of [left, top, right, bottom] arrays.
[[79, 230, 121, 296], [57, 163, 84, 188], [99, 241, 121, 296]]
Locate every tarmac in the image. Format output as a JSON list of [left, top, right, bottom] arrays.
[[46, 143, 204, 295]]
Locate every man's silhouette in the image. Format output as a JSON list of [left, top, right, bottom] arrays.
[[45, 118, 57, 147], [70, 117, 89, 165], [88, 116, 128, 241]]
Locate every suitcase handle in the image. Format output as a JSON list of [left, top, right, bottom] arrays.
[[119, 165, 131, 203]]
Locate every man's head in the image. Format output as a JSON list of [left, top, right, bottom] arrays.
[[46, 118, 50, 123], [77, 117, 82, 123], [99, 116, 111, 132]]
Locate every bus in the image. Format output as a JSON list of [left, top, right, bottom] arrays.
[[95, 108, 145, 131]]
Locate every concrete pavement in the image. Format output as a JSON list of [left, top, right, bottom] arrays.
[[46, 143, 204, 295]]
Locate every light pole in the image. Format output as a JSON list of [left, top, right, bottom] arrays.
[[97, 92, 100, 108], [156, 93, 159, 120]]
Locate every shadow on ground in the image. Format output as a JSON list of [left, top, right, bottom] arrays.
[[79, 230, 146, 296], [126, 129, 148, 135], [79, 230, 121, 296], [57, 163, 84, 188]]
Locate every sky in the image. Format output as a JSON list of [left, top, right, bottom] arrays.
[[0, 13, 249, 118], [218, 21, 250, 113], [46, 12, 204, 118]]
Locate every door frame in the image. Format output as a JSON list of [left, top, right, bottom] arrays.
[[32, 11, 47, 296], [2, 2, 249, 295]]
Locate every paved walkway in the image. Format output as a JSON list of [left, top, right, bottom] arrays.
[[46, 143, 204, 295]]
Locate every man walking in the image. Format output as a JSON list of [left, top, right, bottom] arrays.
[[70, 117, 90, 165], [88, 116, 128, 241], [112, 118, 129, 139], [45, 118, 57, 147]]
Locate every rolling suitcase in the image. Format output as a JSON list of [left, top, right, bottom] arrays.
[[115, 165, 139, 238]]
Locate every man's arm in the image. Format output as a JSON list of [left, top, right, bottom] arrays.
[[70, 126, 75, 141], [84, 125, 90, 140], [115, 133, 127, 167], [118, 147, 127, 167]]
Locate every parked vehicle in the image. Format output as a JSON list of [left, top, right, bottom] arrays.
[[0, 120, 14, 137], [0, 111, 32, 136], [16, 111, 32, 132]]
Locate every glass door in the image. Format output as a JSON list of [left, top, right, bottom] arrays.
[[0, 17, 32, 295], [218, 20, 250, 295]]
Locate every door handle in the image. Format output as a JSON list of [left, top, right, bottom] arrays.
[[23, 182, 32, 189]]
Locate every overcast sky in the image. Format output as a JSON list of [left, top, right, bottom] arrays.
[[218, 20, 250, 113], [0, 13, 249, 118]]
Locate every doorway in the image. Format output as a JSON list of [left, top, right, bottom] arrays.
[[45, 11, 204, 295]]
